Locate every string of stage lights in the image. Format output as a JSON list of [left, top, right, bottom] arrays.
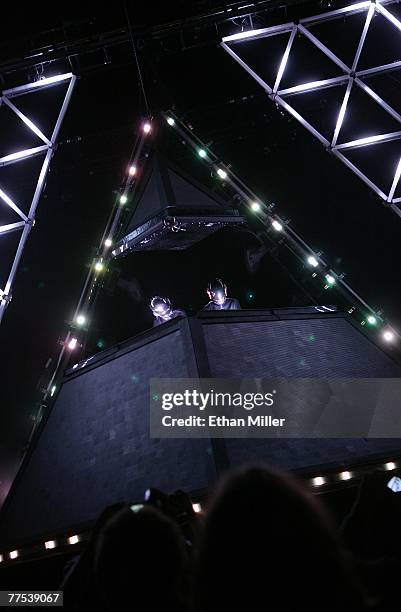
[[43, 119, 154, 401], [161, 109, 399, 347]]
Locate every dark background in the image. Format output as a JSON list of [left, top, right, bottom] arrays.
[[1, 0, 401, 505]]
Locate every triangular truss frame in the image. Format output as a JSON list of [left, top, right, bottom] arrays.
[[221, 0, 401, 218], [0, 73, 76, 324]]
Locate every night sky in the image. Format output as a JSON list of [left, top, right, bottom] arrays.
[[1, 0, 401, 505]]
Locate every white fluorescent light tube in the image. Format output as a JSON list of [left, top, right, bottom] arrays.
[[279, 76, 348, 96], [222, 28, 269, 42], [335, 131, 401, 150], [27, 73, 74, 87], [333, 84, 352, 146], [222, 22, 293, 43], [0, 221, 25, 235], [388, 156, 401, 201], [273, 27, 296, 93], [301, 2, 371, 25], [0, 145, 48, 166], [377, 4, 401, 32], [3, 73, 73, 97], [2, 98, 51, 145]]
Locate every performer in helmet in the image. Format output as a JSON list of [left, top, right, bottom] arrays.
[[150, 296, 186, 327], [203, 278, 241, 311]]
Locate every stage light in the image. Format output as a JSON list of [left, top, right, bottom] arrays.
[[9, 550, 18, 560], [68, 535, 79, 545], [94, 261, 104, 273], [272, 220, 283, 231], [307, 255, 319, 268], [128, 165, 137, 176], [325, 274, 335, 286], [45, 540, 56, 550], [50, 385, 57, 397], [76, 314, 86, 326], [104, 238, 113, 248], [387, 476, 401, 492], [339, 471, 352, 481], [217, 168, 227, 179], [250, 202, 261, 212], [120, 194, 127, 205], [67, 337, 78, 351], [384, 461, 396, 471], [143, 122, 151, 134], [192, 503, 202, 513], [198, 148, 207, 158], [383, 330, 395, 343], [166, 117, 175, 126], [366, 315, 377, 325], [312, 476, 325, 487]]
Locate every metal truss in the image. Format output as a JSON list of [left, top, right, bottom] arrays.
[[0, 73, 76, 324], [221, 0, 401, 218]]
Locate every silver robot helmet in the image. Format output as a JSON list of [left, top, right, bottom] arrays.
[[150, 296, 172, 319], [207, 278, 227, 305]]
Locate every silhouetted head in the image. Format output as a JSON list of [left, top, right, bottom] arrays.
[[207, 278, 227, 305], [150, 296, 172, 320], [193, 465, 365, 612], [95, 504, 188, 611]]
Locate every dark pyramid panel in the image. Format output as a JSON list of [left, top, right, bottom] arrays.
[[168, 167, 229, 211], [125, 163, 166, 234], [113, 154, 243, 256]]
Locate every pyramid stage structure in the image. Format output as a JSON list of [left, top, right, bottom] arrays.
[[1, 307, 401, 551]]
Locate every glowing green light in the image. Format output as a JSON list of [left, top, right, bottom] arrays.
[[120, 194, 127, 205], [325, 274, 335, 286], [198, 149, 207, 158], [367, 315, 377, 325]]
